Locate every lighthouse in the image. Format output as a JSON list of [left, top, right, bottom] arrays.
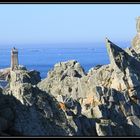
[[11, 47, 19, 70]]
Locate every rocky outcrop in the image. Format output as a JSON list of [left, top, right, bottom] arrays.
[[1, 66, 97, 136], [1, 43, 140, 136], [37, 36, 140, 136], [2, 68, 75, 136], [9, 67, 41, 85], [2, 17, 140, 136], [38, 60, 86, 100]]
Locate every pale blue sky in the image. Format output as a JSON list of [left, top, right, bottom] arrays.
[[0, 4, 140, 45]]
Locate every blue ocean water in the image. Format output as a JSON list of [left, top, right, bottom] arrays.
[[0, 42, 129, 79]]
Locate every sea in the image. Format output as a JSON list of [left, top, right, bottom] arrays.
[[0, 42, 130, 79]]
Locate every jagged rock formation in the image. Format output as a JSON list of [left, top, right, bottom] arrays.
[[37, 37, 140, 136], [38, 60, 86, 100], [2, 17, 140, 136], [2, 67, 73, 136], [0, 65, 97, 136]]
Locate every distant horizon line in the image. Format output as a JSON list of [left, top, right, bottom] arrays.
[[0, 40, 131, 46]]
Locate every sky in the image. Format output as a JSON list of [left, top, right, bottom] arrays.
[[0, 4, 140, 45]]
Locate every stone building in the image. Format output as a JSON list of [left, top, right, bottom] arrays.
[[11, 47, 19, 70]]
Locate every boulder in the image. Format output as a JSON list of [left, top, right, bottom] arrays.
[[38, 60, 86, 100], [9, 68, 41, 87]]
